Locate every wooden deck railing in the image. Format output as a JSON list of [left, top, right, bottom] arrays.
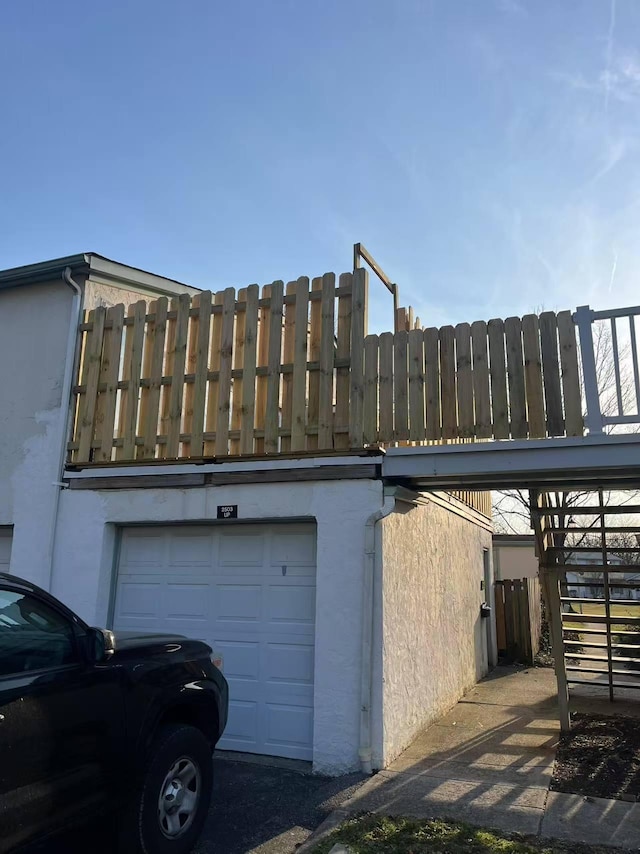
[[68, 268, 584, 473]]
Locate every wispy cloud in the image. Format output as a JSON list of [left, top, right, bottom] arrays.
[[589, 134, 633, 183], [608, 249, 618, 293]]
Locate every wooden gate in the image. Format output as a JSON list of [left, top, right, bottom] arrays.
[[494, 577, 542, 664]]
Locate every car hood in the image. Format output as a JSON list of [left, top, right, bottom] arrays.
[[110, 630, 211, 657]]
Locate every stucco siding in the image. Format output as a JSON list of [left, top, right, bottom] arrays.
[[380, 498, 492, 766], [53, 478, 384, 775]]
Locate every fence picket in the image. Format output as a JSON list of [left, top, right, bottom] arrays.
[[121, 301, 147, 459], [240, 284, 259, 455], [280, 281, 297, 453], [505, 317, 527, 438], [166, 294, 190, 458], [188, 291, 212, 457], [78, 306, 106, 462], [230, 289, 247, 456], [488, 319, 509, 439], [379, 332, 394, 442], [394, 330, 409, 441], [264, 281, 284, 453], [557, 310, 583, 437], [307, 277, 323, 451], [455, 322, 474, 438], [424, 327, 441, 440], [142, 297, 168, 459], [439, 326, 457, 439], [318, 273, 335, 449], [291, 277, 310, 452], [335, 273, 352, 449], [159, 297, 178, 458], [364, 335, 379, 444], [471, 320, 491, 439], [254, 284, 271, 454], [539, 311, 564, 436], [522, 314, 545, 438], [215, 288, 236, 456], [203, 291, 225, 456], [408, 328, 425, 441], [96, 304, 124, 462]]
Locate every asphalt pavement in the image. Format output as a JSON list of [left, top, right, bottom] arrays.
[[26, 755, 366, 854]]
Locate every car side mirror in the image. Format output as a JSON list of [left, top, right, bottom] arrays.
[[90, 627, 116, 662]]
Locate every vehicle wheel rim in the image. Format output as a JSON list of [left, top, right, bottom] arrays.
[[157, 756, 201, 839]]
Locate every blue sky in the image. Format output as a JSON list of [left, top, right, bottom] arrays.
[[1, 0, 638, 332]]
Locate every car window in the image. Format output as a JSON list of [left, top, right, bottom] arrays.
[[0, 588, 77, 677]]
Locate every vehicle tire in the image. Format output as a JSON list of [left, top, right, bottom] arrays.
[[121, 724, 213, 854]]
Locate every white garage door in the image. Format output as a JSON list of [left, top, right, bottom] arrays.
[[113, 523, 316, 760], [0, 529, 12, 572]]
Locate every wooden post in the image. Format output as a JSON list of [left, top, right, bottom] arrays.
[[543, 566, 570, 730]]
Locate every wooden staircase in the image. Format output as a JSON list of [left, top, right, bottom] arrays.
[[531, 488, 640, 729]]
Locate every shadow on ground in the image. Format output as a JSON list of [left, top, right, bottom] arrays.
[[195, 758, 366, 853], [26, 758, 365, 854]]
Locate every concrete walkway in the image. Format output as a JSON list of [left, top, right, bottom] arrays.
[[303, 667, 640, 850]]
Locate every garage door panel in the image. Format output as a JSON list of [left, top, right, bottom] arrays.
[[116, 581, 161, 619], [266, 642, 314, 684], [224, 700, 258, 747], [120, 530, 165, 568], [267, 585, 315, 624], [270, 527, 316, 566], [214, 640, 260, 680], [215, 584, 261, 622], [218, 531, 265, 566], [164, 583, 209, 618], [265, 703, 313, 750], [116, 524, 316, 761], [168, 531, 212, 566]]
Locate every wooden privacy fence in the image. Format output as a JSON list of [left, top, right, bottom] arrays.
[[69, 268, 584, 465], [69, 271, 366, 463], [495, 578, 542, 665], [360, 309, 583, 444]]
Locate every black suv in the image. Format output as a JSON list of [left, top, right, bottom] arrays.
[[0, 573, 228, 854]]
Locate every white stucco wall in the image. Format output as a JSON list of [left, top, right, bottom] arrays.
[[52, 478, 384, 775], [378, 497, 493, 767], [0, 280, 78, 589]]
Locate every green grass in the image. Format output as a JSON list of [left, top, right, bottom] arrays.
[[311, 815, 614, 854], [578, 603, 640, 618]]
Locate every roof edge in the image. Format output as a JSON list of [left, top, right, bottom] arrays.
[[0, 254, 90, 290]]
